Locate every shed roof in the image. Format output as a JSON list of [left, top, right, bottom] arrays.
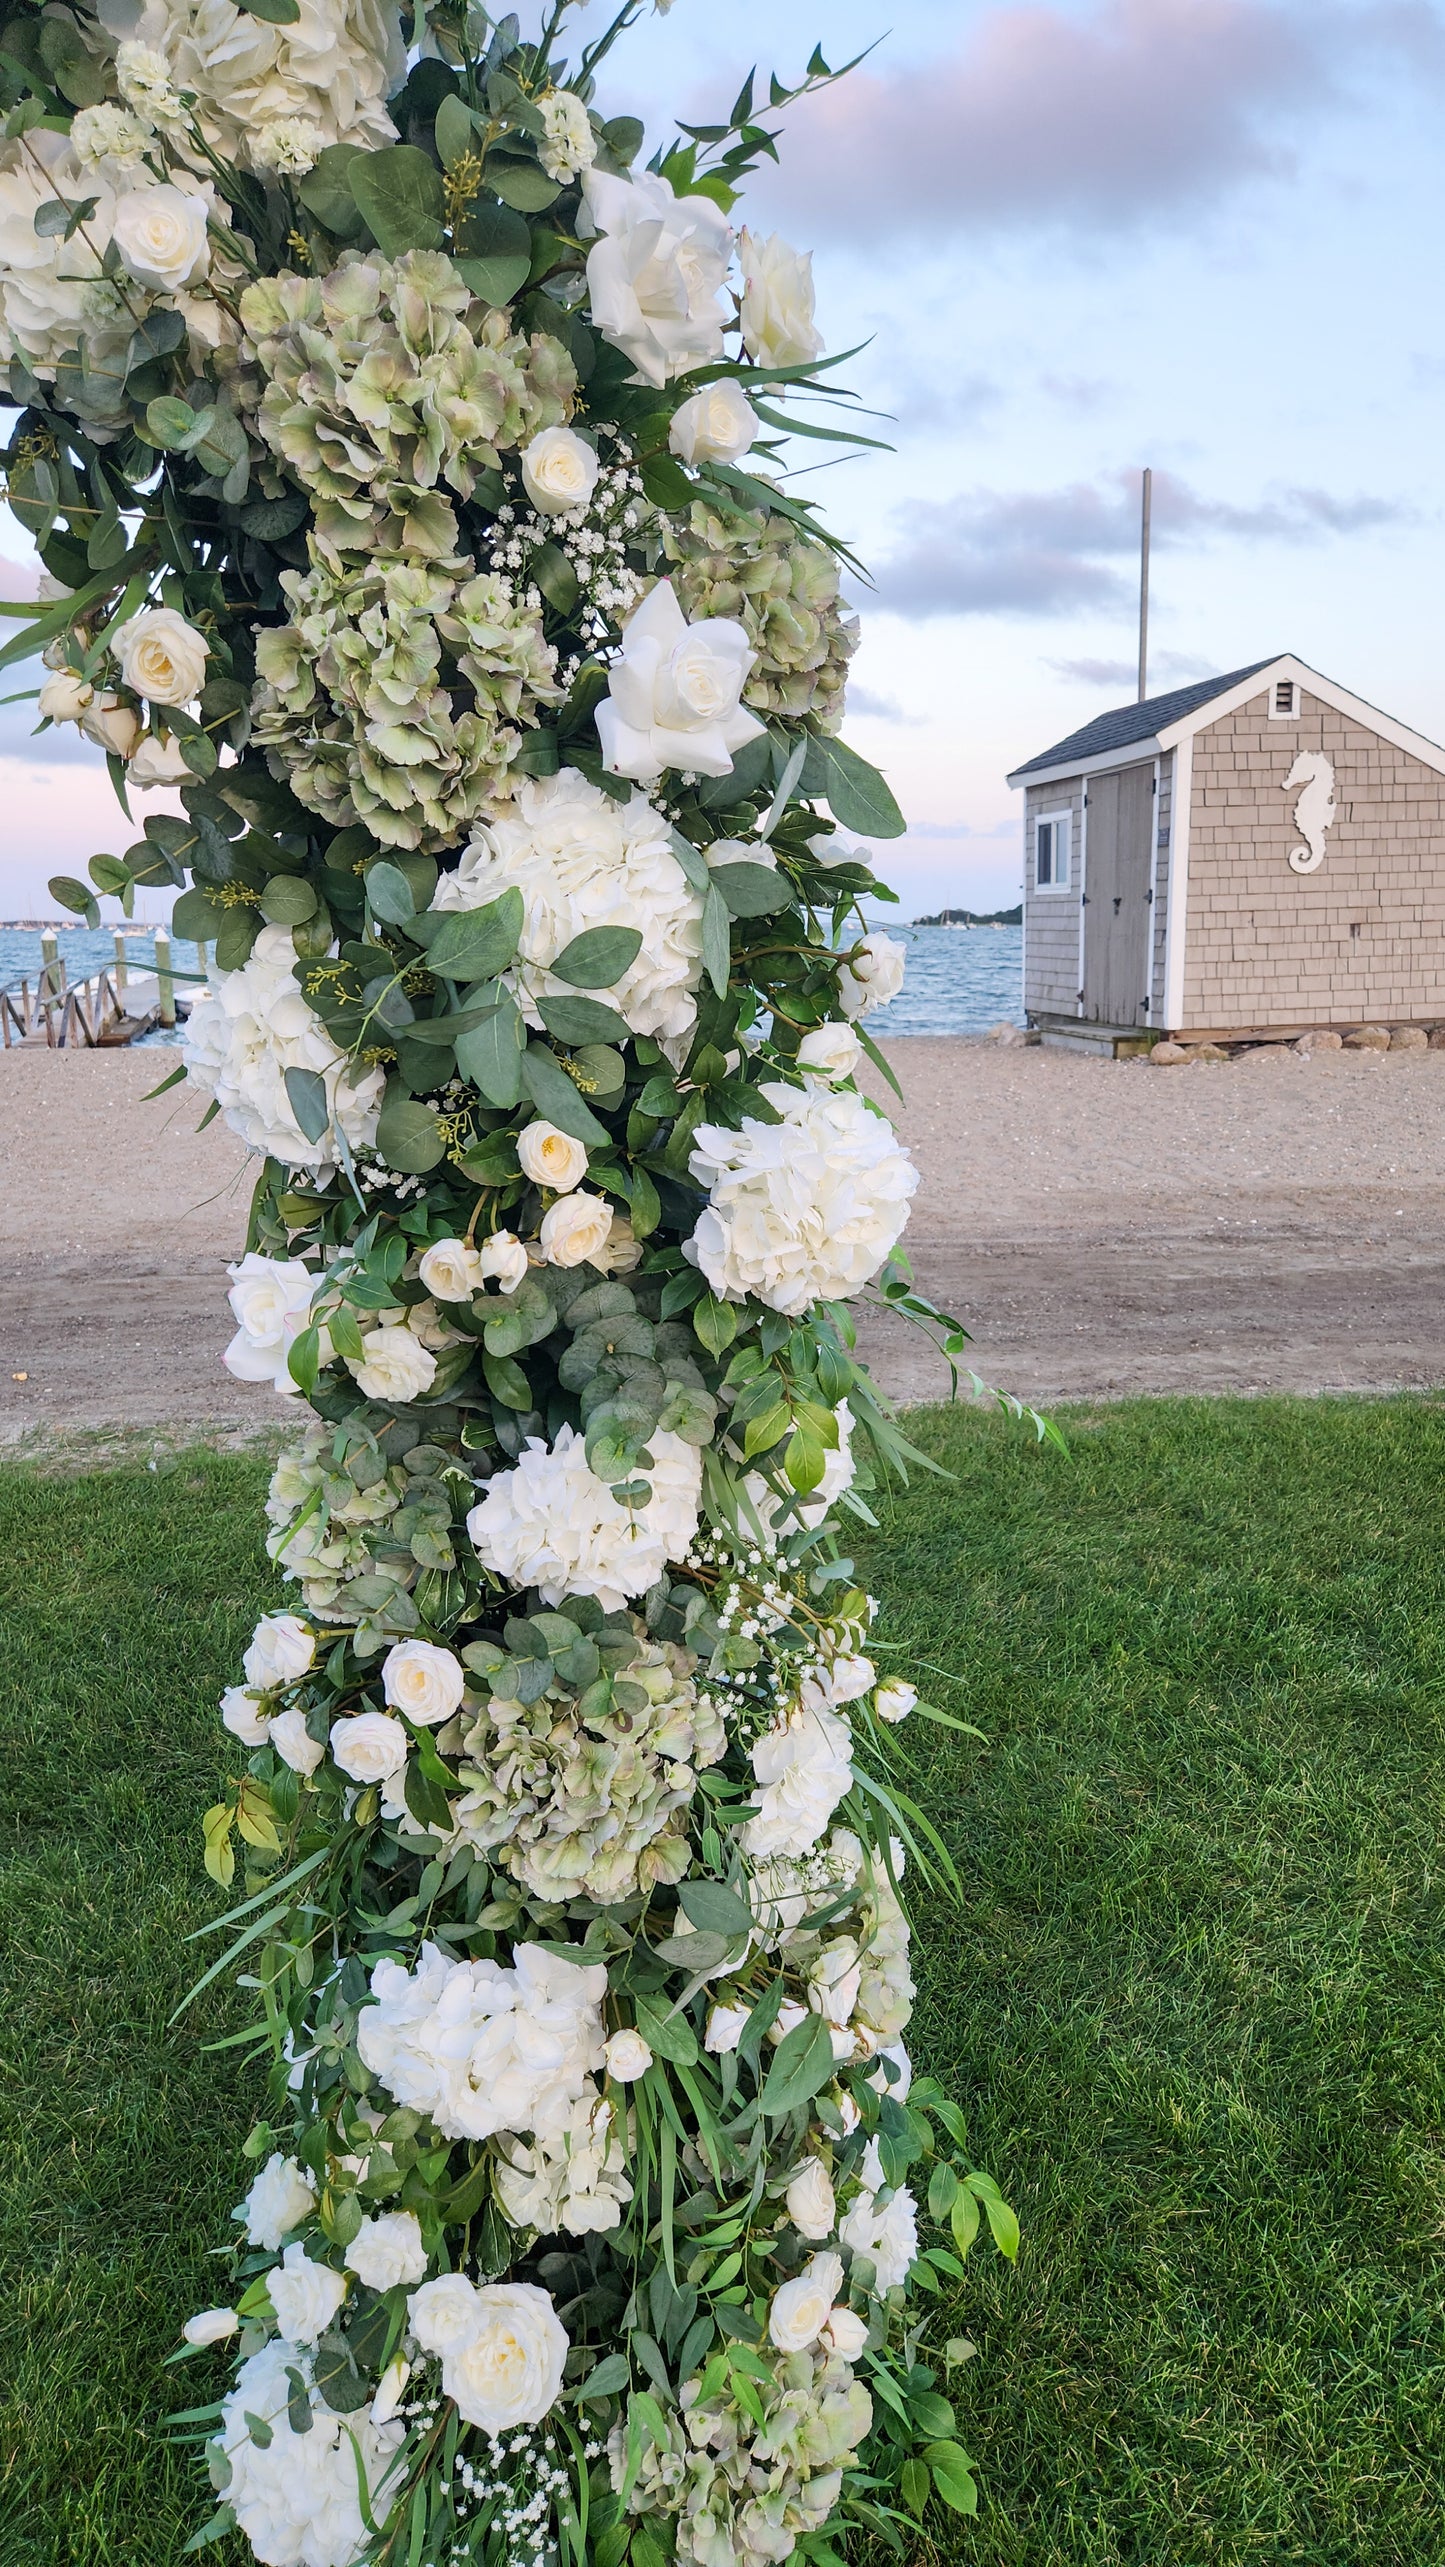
[[1009, 662, 1275, 781]]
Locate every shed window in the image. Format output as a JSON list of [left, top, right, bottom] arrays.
[[1035, 811, 1071, 890], [1270, 678, 1300, 719]]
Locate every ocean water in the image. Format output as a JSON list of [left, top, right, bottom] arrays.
[[0, 920, 1025, 1042], [865, 923, 1024, 1036]]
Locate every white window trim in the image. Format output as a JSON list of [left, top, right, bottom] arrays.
[[1034, 807, 1073, 893], [1269, 679, 1302, 721]]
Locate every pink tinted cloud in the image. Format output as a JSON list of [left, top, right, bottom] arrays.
[[763, 0, 1441, 238]]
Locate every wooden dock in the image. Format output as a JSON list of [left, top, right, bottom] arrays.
[[1, 945, 195, 1050]]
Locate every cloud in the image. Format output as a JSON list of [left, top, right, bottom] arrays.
[[876, 468, 1415, 619], [763, 0, 1443, 241], [845, 685, 928, 724], [1049, 649, 1217, 684]]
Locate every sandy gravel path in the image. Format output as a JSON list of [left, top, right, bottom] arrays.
[[3, 1039, 1444, 1438]]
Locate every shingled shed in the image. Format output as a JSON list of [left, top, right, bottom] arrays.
[[1007, 655, 1445, 1050]]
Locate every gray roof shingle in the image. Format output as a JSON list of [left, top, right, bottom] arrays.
[[1009, 659, 1277, 779]]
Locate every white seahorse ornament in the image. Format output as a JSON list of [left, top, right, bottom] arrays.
[[1283, 749, 1336, 874]]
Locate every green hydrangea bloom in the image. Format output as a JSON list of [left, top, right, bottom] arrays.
[[239, 250, 578, 558], [664, 496, 860, 731], [456, 1636, 726, 1904], [266, 1427, 463, 1621], [616, 2348, 873, 2567], [252, 546, 561, 852]]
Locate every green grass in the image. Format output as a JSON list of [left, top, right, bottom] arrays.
[[3, 1401, 1444, 2565]]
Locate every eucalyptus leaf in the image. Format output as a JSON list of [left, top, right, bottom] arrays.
[[365, 861, 416, 926], [819, 735, 905, 839], [455, 996, 525, 1107], [709, 860, 791, 918], [760, 2010, 835, 2117], [375, 1086, 447, 1174], [550, 925, 642, 989], [349, 146, 446, 256], [536, 993, 629, 1047], [284, 1067, 331, 1145], [520, 1045, 609, 1145], [421, 888, 523, 981]]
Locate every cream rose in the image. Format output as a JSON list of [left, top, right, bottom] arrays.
[[344, 2211, 428, 2293], [521, 426, 600, 516], [220, 1685, 271, 1747], [417, 1238, 485, 1302], [786, 2158, 837, 2241], [669, 380, 759, 468], [371, 2353, 412, 2426], [223, 1251, 318, 1395], [598, 580, 765, 784], [37, 670, 93, 723], [241, 2151, 316, 2250], [705, 2000, 750, 2054], [822, 2306, 869, 2359], [797, 1021, 862, 1081], [838, 931, 906, 1018], [382, 1639, 465, 1727], [540, 1193, 615, 1269], [517, 1121, 588, 1192], [243, 1611, 315, 1690], [128, 733, 193, 787], [267, 2243, 347, 2345], [874, 1678, 917, 1725], [78, 691, 140, 758], [768, 2252, 845, 2353], [479, 1231, 529, 1291], [347, 1325, 438, 1405], [738, 228, 824, 369], [581, 167, 731, 387], [182, 2305, 239, 2347], [114, 606, 210, 708], [329, 1710, 408, 1783], [270, 1706, 326, 1777], [603, 2030, 654, 2082], [409, 2276, 569, 2432], [112, 184, 211, 293]]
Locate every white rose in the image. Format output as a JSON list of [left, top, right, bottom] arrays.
[[738, 228, 824, 369], [114, 604, 211, 707], [128, 733, 193, 787], [539, 88, 596, 183], [604, 2030, 654, 2082], [581, 167, 732, 387], [78, 691, 140, 758], [540, 1193, 614, 1269], [329, 1710, 408, 1783], [221, 1684, 271, 1747], [797, 1021, 862, 1081], [345, 2211, 427, 2293], [865, 2041, 912, 2104], [382, 1639, 465, 1727], [874, 1679, 917, 1725], [669, 380, 759, 468], [598, 581, 765, 784], [592, 1213, 642, 1276], [822, 2305, 869, 2359], [410, 2276, 569, 2431], [407, 2272, 480, 2353], [37, 671, 93, 722], [223, 1251, 317, 1395], [347, 1324, 438, 1405], [241, 2151, 316, 2251], [809, 831, 867, 869], [517, 1120, 588, 1192], [417, 1239, 485, 1302], [705, 1999, 751, 2054], [786, 2159, 837, 2241], [112, 185, 211, 293], [828, 1654, 876, 1705], [770, 2002, 809, 2044], [768, 2252, 845, 2353], [268, 2242, 347, 2346], [183, 2305, 239, 2346], [270, 1706, 326, 1777], [479, 1230, 529, 1292], [370, 2353, 412, 2426], [838, 931, 906, 1018], [243, 1611, 315, 1690], [521, 426, 600, 516]]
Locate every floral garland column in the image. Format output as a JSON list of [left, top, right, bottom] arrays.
[[0, 5, 1017, 2559]]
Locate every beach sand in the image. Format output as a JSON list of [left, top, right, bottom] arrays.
[[3, 1038, 1445, 1439]]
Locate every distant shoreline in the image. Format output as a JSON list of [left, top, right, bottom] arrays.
[[910, 906, 1023, 928]]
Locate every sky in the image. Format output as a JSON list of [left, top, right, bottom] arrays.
[[3, 0, 1443, 920]]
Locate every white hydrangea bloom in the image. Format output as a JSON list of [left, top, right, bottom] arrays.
[[432, 770, 703, 1043], [0, 130, 116, 372], [494, 2086, 633, 2236], [115, 0, 403, 176], [182, 926, 384, 1169], [838, 2139, 919, 2291], [218, 2338, 403, 2567], [687, 1079, 918, 1316], [742, 1701, 854, 1860], [356, 1939, 608, 2144], [467, 1424, 702, 1611]]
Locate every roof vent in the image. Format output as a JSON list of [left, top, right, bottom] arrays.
[[1270, 678, 1300, 719]]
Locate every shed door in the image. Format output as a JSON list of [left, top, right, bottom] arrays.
[[1082, 762, 1153, 1026]]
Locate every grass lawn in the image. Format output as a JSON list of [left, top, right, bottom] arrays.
[[3, 1398, 1445, 2565]]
